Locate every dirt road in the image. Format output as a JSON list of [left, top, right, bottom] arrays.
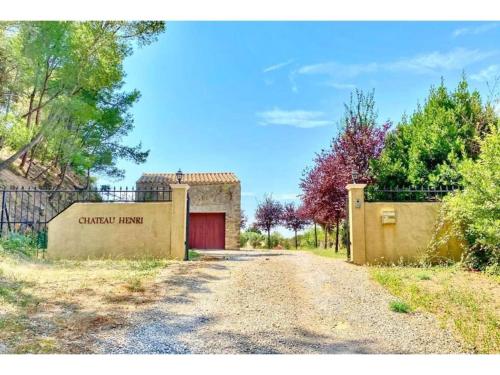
[[95, 250, 463, 354]]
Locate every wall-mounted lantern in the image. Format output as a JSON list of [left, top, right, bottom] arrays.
[[176, 169, 184, 184], [352, 170, 359, 184]]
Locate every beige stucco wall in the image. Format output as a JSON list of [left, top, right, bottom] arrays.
[[47, 184, 189, 259], [347, 184, 462, 265], [364, 202, 462, 264]]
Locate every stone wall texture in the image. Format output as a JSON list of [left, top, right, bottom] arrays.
[[137, 180, 240, 250]]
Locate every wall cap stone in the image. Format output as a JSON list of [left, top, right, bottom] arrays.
[[346, 183, 367, 190], [170, 184, 190, 190]]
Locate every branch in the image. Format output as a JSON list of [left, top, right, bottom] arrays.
[[0, 130, 44, 171], [20, 88, 63, 119]]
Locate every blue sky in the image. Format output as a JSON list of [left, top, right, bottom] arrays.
[[109, 21, 500, 231]]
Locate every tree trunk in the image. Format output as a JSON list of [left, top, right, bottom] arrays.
[[314, 222, 318, 248], [81, 168, 91, 190], [335, 217, 340, 253], [49, 162, 69, 199], [22, 65, 49, 173], [24, 144, 39, 178], [0, 130, 44, 171], [267, 228, 271, 249], [294, 229, 298, 249], [19, 150, 29, 170], [19, 88, 37, 169], [324, 228, 328, 249], [32, 159, 55, 180]]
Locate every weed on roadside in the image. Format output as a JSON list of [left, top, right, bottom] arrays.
[[389, 299, 411, 313]]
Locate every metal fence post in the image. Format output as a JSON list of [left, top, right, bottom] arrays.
[[0, 190, 6, 236], [184, 193, 190, 261]]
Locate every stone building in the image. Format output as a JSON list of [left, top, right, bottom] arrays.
[[136, 172, 240, 250]]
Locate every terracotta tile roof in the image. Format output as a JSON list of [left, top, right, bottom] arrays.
[[137, 172, 239, 185]]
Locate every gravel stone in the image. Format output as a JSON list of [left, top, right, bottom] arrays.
[[94, 250, 464, 354]]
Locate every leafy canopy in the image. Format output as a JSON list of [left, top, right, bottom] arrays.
[[439, 127, 500, 272], [300, 90, 389, 227], [0, 21, 165, 184], [372, 77, 497, 187], [254, 195, 283, 249]]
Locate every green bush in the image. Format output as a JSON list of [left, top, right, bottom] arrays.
[[269, 232, 284, 248], [298, 226, 324, 249], [0, 232, 40, 257], [437, 129, 500, 271], [297, 225, 345, 251], [239, 232, 248, 248], [240, 230, 265, 249]]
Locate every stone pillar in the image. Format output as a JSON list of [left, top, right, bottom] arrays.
[[170, 184, 190, 260], [346, 184, 367, 265]]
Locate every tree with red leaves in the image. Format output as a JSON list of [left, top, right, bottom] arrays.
[[300, 90, 389, 252], [282, 202, 309, 249], [255, 195, 283, 249]]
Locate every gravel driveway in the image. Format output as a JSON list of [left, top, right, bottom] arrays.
[[95, 250, 463, 354]]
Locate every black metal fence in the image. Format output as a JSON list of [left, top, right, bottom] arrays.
[[0, 186, 172, 239], [364, 185, 461, 202]]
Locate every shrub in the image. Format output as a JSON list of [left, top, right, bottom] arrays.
[[298, 226, 324, 249], [435, 129, 500, 271], [0, 232, 39, 257], [239, 232, 249, 248], [240, 230, 265, 249], [269, 232, 284, 249]]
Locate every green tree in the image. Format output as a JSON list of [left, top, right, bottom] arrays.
[[437, 128, 500, 272], [0, 21, 165, 185], [372, 78, 497, 187]]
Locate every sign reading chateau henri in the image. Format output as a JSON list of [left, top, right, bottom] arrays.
[[78, 216, 144, 224], [48, 185, 189, 260]]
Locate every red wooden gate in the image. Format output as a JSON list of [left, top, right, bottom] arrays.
[[188, 213, 225, 249]]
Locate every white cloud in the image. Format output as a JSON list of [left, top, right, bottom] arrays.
[[263, 59, 294, 73], [452, 23, 498, 38], [470, 65, 500, 82], [325, 82, 356, 90], [388, 48, 496, 74], [257, 108, 333, 128], [298, 61, 378, 78], [274, 193, 300, 201], [296, 48, 496, 79]]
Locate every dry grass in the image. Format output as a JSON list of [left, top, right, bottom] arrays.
[[295, 247, 348, 260], [0, 253, 169, 353], [370, 264, 500, 353]]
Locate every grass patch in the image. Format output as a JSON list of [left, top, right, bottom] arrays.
[[125, 277, 145, 292], [0, 251, 169, 353], [0, 232, 41, 258], [188, 250, 201, 260], [294, 247, 348, 260], [14, 337, 58, 354], [389, 299, 411, 313], [370, 265, 500, 353], [416, 272, 432, 281]]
